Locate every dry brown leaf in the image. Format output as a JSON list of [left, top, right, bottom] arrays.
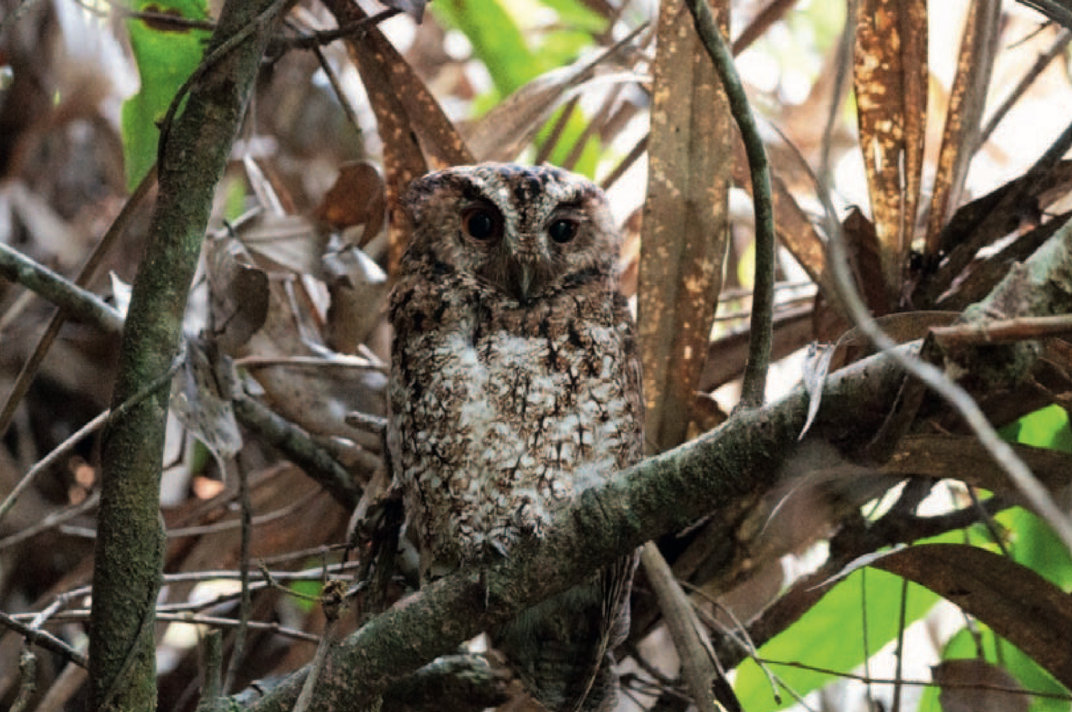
[[883, 434, 1072, 507], [874, 543, 1072, 688], [206, 232, 270, 356], [827, 310, 961, 371], [465, 26, 647, 163], [322, 0, 474, 273], [937, 211, 1072, 311], [637, 0, 731, 452], [323, 246, 388, 354], [169, 337, 243, 471], [239, 213, 327, 277], [315, 161, 387, 242], [842, 207, 889, 316], [932, 659, 1029, 712], [799, 342, 836, 439], [923, 0, 1002, 255], [853, 0, 927, 309], [244, 274, 385, 450]]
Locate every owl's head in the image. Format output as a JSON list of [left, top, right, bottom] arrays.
[[401, 163, 622, 304]]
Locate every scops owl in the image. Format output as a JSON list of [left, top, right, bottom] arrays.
[[387, 162, 644, 712]]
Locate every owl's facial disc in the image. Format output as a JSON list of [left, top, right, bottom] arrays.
[[455, 200, 552, 303]]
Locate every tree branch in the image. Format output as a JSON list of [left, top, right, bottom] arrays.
[[87, 1, 284, 709], [0, 243, 123, 334], [238, 217, 1072, 710]]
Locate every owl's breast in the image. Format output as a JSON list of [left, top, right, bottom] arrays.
[[390, 286, 642, 571]]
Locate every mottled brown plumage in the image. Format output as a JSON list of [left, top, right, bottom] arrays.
[[387, 163, 643, 712]]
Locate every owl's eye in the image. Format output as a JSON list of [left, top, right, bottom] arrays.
[[548, 219, 578, 244], [462, 208, 501, 242]]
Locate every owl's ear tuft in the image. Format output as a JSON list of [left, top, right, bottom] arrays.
[[402, 179, 435, 224]]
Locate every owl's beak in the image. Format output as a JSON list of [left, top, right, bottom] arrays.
[[499, 237, 549, 304], [517, 263, 536, 302]]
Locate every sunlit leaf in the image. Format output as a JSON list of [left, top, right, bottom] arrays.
[[637, 0, 730, 451], [1004, 404, 1072, 454], [734, 568, 940, 712], [853, 0, 927, 309], [432, 0, 537, 96], [466, 43, 645, 163], [536, 0, 606, 33], [923, 0, 1001, 254], [120, 0, 211, 191]]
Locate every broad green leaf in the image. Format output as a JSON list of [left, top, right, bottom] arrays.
[[536, 0, 606, 32], [995, 404, 1072, 588], [432, 0, 602, 173], [432, 0, 534, 96], [121, 0, 211, 190], [1000, 506, 1072, 591], [734, 568, 939, 711], [1005, 404, 1072, 453]]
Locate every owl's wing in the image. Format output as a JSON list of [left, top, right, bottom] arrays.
[[567, 550, 640, 712]]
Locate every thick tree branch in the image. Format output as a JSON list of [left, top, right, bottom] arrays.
[[238, 218, 1072, 711], [243, 342, 910, 711], [87, 1, 283, 709]]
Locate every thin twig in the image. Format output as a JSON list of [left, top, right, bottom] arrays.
[[683, 0, 775, 408], [930, 314, 1072, 348], [0, 491, 99, 551], [757, 657, 1072, 701], [281, 9, 401, 50], [639, 542, 720, 712], [0, 610, 87, 667], [222, 456, 252, 694], [0, 165, 156, 440], [0, 244, 124, 334]]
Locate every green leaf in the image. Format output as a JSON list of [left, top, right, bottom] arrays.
[[432, 0, 535, 96], [289, 578, 322, 614], [734, 567, 940, 711], [1006, 404, 1072, 452], [431, 0, 602, 173], [999, 506, 1072, 590], [536, 0, 606, 32], [121, 1, 212, 190]]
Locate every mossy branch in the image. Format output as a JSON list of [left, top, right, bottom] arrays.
[[236, 214, 1072, 710], [87, 1, 284, 709]]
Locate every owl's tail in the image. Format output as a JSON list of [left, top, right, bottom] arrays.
[[493, 553, 637, 712]]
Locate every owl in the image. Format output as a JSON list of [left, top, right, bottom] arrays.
[[387, 162, 644, 712]]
